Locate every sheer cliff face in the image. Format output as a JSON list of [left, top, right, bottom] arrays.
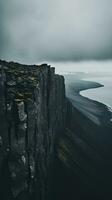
[[0, 60, 66, 200]]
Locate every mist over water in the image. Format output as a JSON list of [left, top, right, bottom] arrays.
[[54, 60, 112, 74], [80, 77, 112, 108], [54, 60, 112, 111]]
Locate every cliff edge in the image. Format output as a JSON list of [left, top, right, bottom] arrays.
[[0, 60, 111, 200], [0, 60, 66, 200]]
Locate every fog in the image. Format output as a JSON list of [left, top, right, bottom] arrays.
[[54, 60, 112, 74], [0, 0, 112, 64]]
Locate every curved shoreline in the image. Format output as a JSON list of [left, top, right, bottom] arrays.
[[65, 78, 112, 126], [80, 87, 112, 123]]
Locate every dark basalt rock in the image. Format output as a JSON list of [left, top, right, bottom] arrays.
[[0, 60, 66, 200], [1, 60, 111, 200]]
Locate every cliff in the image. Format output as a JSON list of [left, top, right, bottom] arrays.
[[0, 60, 111, 200], [0, 60, 66, 200]]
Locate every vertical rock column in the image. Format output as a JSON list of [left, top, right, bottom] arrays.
[[0, 61, 66, 200]]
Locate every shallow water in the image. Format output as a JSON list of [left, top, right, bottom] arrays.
[[80, 76, 112, 122], [80, 77, 112, 108]]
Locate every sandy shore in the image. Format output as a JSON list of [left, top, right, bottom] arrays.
[[65, 76, 112, 126]]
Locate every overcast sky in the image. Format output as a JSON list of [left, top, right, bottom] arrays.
[[0, 0, 112, 64]]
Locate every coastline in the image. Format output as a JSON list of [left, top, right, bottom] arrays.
[[65, 77, 112, 126], [53, 77, 112, 200]]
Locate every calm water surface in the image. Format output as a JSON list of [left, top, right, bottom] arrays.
[[80, 77, 112, 109]]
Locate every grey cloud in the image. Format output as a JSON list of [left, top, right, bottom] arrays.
[[0, 0, 112, 63]]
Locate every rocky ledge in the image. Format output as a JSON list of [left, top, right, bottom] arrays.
[[0, 60, 66, 200], [1, 60, 111, 200]]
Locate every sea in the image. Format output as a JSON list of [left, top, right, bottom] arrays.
[[80, 76, 112, 109], [54, 61, 112, 109]]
